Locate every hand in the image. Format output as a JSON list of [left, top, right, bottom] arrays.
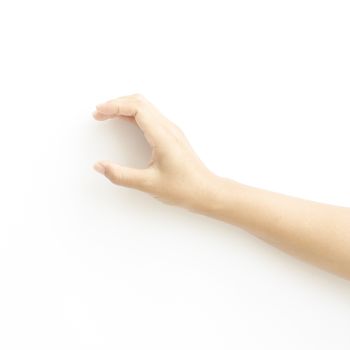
[[93, 94, 216, 210], [92, 94, 350, 279]]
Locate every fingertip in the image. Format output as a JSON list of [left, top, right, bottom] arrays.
[[96, 100, 119, 116], [93, 162, 105, 175], [96, 102, 111, 114], [93, 110, 110, 121]]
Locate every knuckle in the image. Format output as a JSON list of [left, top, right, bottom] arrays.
[[112, 100, 120, 114], [135, 93, 144, 99], [140, 169, 157, 191], [131, 93, 145, 103], [167, 122, 186, 140], [130, 93, 149, 110]]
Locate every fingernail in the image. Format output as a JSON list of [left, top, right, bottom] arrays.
[[93, 162, 105, 175], [96, 103, 103, 110]]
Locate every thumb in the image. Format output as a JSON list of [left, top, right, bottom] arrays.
[[93, 161, 154, 191]]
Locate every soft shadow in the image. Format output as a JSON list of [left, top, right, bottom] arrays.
[[83, 117, 246, 241], [87, 117, 152, 168]]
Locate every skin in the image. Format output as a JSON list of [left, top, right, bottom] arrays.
[[93, 94, 350, 279]]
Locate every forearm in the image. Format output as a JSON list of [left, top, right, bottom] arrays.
[[93, 94, 350, 279], [192, 175, 350, 278]]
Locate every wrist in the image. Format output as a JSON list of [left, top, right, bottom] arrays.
[[185, 172, 243, 215]]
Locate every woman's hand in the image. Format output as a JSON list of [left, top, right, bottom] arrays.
[[93, 93, 216, 210], [93, 93, 350, 279]]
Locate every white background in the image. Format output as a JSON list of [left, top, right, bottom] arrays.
[[0, 0, 349, 349]]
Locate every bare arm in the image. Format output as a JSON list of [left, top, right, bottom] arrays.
[[93, 94, 350, 279]]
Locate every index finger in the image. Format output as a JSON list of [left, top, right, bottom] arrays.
[[93, 94, 168, 146]]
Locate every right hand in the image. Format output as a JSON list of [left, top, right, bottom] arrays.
[[93, 93, 216, 209]]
